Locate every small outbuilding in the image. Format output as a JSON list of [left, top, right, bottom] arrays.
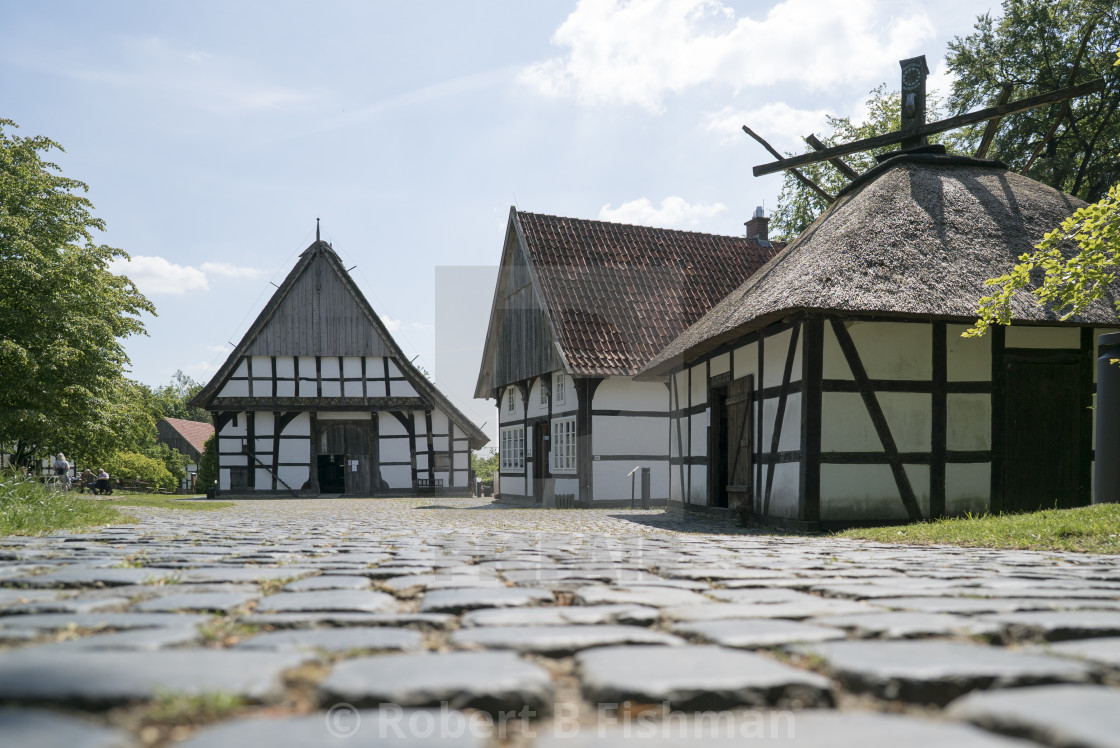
[[640, 150, 1120, 528], [190, 235, 488, 497], [476, 207, 778, 505], [156, 417, 214, 490]]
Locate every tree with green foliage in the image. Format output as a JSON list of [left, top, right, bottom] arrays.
[[470, 449, 498, 483], [0, 119, 154, 468], [197, 433, 217, 489], [946, 0, 1119, 202], [104, 450, 176, 492], [772, 0, 1119, 238], [149, 370, 209, 423], [970, 51, 1120, 336]]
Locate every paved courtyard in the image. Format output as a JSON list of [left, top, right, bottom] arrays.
[[2, 497, 1120, 747]]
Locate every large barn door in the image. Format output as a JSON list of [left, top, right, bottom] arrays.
[[725, 375, 754, 513], [345, 454, 371, 495], [1003, 355, 1082, 512]]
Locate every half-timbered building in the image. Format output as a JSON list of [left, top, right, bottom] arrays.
[[640, 149, 1120, 527], [475, 208, 778, 506], [190, 234, 488, 497]]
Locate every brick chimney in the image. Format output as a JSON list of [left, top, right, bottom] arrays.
[[744, 206, 769, 243]]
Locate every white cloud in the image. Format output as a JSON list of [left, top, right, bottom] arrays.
[[926, 55, 957, 101], [110, 255, 209, 296], [520, 0, 935, 112], [598, 196, 725, 228], [110, 256, 265, 296], [184, 360, 218, 376], [207, 344, 232, 354], [410, 321, 434, 331], [380, 314, 401, 332], [705, 101, 831, 151], [199, 261, 263, 279]]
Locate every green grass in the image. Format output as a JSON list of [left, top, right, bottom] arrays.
[[837, 504, 1120, 554], [0, 476, 137, 536], [107, 493, 235, 511]]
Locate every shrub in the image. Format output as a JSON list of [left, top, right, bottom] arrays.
[[103, 451, 175, 492], [197, 433, 216, 489]]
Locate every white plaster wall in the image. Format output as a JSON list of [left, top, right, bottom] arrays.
[[381, 465, 412, 489], [499, 386, 525, 423], [255, 411, 275, 435], [554, 477, 579, 500], [824, 321, 931, 380], [394, 379, 419, 397], [946, 463, 990, 515], [379, 413, 407, 436], [254, 439, 272, 456], [1006, 326, 1080, 348], [670, 416, 682, 458], [821, 392, 930, 453], [219, 469, 230, 491], [431, 436, 449, 453], [219, 438, 243, 454], [761, 392, 802, 453], [378, 439, 410, 464], [765, 463, 801, 518], [230, 359, 247, 377], [255, 468, 273, 488], [432, 410, 449, 433], [689, 413, 707, 457], [528, 377, 550, 419], [278, 465, 308, 489], [386, 359, 402, 377], [593, 460, 667, 501], [454, 453, 469, 471], [688, 463, 707, 503], [321, 380, 342, 397], [320, 357, 340, 378], [276, 380, 296, 397], [820, 464, 930, 520], [275, 356, 294, 377], [946, 394, 991, 451], [672, 371, 688, 409], [733, 342, 758, 384], [709, 353, 730, 378], [298, 356, 317, 396], [947, 325, 991, 381], [285, 413, 311, 436], [594, 378, 668, 412], [220, 415, 247, 437], [689, 366, 707, 406], [279, 439, 310, 464], [502, 475, 527, 495], [343, 380, 363, 397], [593, 416, 667, 456], [341, 356, 361, 377], [367, 380, 386, 397], [764, 328, 803, 384], [670, 465, 683, 502], [219, 380, 250, 397]]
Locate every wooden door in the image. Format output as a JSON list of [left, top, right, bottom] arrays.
[[345, 454, 371, 496], [533, 421, 549, 503], [725, 376, 754, 513], [1003, 356, 1082, 512]]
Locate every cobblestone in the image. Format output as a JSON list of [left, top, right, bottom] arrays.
[[0, 496, 1117, 745]]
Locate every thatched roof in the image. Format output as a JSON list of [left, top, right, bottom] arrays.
[[640, 153, 1117, 379]]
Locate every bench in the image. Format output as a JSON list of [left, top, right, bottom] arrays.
[[416, 478, 444, 494]]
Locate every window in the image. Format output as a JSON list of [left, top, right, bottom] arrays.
[[433, 453, 451, 472], [507, 390, 515, 413], [551, 417, 576, 473], [540, 382, 547, 405], [554, 373, 566, 405], [499, 427, 525, 471]]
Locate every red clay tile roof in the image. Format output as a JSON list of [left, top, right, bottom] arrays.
[[515, 211, 780, 375], [162, 418, 215, 454]]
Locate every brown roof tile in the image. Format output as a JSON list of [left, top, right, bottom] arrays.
[[515, 211, 779, 375], [162, 418, 215, 454]]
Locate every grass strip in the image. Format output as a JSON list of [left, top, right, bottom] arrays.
[[108, 494, 235, 511], [0, 476, 136, 535], [837, 504, 1120, 554]]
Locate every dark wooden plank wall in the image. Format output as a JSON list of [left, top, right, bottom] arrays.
[[493, 246, 562, 389], [246, 254, 393, 357]]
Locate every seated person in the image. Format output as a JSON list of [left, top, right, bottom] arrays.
[[95, 469, 112, 495], [78, 468, 96, 492]]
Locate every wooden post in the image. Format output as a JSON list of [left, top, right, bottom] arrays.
[[900, 56, 930, 149]]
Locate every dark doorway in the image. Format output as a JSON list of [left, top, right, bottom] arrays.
[[229, 467, 249, 493], [533, 420, 549, 503], [318, 455, 346, 493], [1002, 354, 1083, 512], [709, 385, 729, 507], [725, 375, 754, 513]]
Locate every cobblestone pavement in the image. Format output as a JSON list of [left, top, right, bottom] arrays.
[[2, 497, 1120, 747]]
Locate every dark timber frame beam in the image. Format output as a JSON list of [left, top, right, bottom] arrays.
[[763, 322, 801, 515], [741, 124, 835, 203], [753, 78, 1105, 176], [830, 319, 922, 521], [805, 134, 859, 180]]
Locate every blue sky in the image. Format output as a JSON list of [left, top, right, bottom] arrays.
[[2, 0, 996, 442]]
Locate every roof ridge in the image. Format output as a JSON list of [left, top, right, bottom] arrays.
[[514, 209, 753, 242]]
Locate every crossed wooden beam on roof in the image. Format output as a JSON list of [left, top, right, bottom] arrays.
[[742, 53, 1105, 202]]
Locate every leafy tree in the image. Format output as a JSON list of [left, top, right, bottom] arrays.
[[149, 442, 190, 487], [197, 433, 217, 489], [970, 51, 1120, 336], [772, 0, 1119, 237], [946, 0, 1120, 202], [0, 120, 154, 467], [150, 370, 209, 423], [470, 448, 498, 483], [103, 451, 175, 492]]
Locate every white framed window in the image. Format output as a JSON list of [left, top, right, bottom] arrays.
[[540, 382, 547, 405], [554, 373, 566, 405], [507, 389, 515, 413], [499, 426, 525, 471], [551, 416, 576, 473]]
